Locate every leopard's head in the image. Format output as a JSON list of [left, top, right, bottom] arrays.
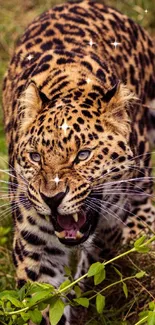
[[16, 79, 135, 246]]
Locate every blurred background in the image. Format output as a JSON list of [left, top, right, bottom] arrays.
[[0, 0, 155, 290]]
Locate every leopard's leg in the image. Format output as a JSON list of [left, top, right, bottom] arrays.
[[13, 207, 72, 325]]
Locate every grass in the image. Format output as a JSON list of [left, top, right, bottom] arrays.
[[0, 0, 155, 324]]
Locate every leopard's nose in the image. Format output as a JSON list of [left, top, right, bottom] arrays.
[[40, 188, 69, 212]]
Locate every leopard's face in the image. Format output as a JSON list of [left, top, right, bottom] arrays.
[[15, 81, 135, 246]]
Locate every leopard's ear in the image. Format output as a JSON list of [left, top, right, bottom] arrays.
[[104, 81, 135, 108], [19, 82, 45, 131], [103, 82, 136, 136], [103, 81, 120, 103]]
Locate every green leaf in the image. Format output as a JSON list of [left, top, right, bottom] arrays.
[[38, 302, 48, 311], [18, 285, 26, 302], [147, 311, 155, 325], [135, 271, 146, 279], [74, 297, 89, 308], [28, 283, 54, 295], [28, 291, 50, 307], [113, 267, 122, 278], [29, 309, 42, 324], [74, 285, 82, 298], [49, 298, 65, 325], [0, 311, 4, 315], [59, 279, 71, 290], [21, 312, 30, 322], [2, 295, 23, 308], [149, 301, 155, 311], [122, 282, 128, 298], [0, 226, 11, 236], [94, 268, 106, 285], [139, 310, 149, 319], [96, 294, 105, 314], [0, 290, 18, 299], [87, 262, 104, 277], [135, 246, 149, 253], [134, 236, 146, 248], [36, 283, 54, 291], [64, 265, 71, 276]]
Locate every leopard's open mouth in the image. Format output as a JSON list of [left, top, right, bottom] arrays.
[[51, 209, 98, 246]]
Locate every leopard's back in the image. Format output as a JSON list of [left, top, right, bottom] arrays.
[[3, 0, 155, 142]]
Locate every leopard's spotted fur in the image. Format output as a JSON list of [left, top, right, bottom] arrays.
[[2, 0, 155, 324]]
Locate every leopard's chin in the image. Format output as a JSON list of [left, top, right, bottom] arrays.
[[51, 208, 99, 246]]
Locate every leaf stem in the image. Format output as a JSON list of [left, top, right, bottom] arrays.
[[58, 247, 136, 295], [134, 316, 148, 325], [5, 306, 29, 315], [2, 236, 155, 319], [89, 275, 136, 301]]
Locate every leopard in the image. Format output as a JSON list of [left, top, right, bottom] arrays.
[[2, 0, 155, 324]]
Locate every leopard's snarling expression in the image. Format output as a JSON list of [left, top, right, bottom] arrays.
[[15, 80, 135, 246]]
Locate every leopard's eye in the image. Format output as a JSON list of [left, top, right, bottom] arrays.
[[76, 150, 91, 162], [29, 152, 41, 163]]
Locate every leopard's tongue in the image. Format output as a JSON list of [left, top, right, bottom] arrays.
[[57, 212, 86, 230]]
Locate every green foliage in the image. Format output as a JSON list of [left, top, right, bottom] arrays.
[[49, 298, 65, 325], [87, 262, 104, 278], [106, 0, 155, 34], [0, 227, 11, 245], [0, 236, 154, 325], [136, 301, 155, 325], [74, 297, 89, 308], [96, 294, 105, 314]]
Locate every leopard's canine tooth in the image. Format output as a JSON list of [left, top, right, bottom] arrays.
[[55, 231, 65, 238], [76, 231, 83, 239], [73, 213, 78, 223], [45, 215, 50, 222]]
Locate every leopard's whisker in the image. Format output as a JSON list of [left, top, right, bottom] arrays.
[[0, 195, 21, 200], [0, 168, 18, 179], [89, 196, 155, 231], [92, 175, 153, 203], [92, 184, 152, 194], [92, 184, 146, 191], [93, 156, 154, 185], [0, 200, 32, 220], [92, 176, 154, 190], [0, 186, 26, 192], [85, 200, 109, 221], [0, 189, 17, 193], [88, 198, 130, 228], [0, 180, 27, 191], [91, 164, 134, 183], [0, 205, 19, 220], [92, 191, 152, 197], [0, 196, 30, 208], [86, 197, 126, 226], [0, 202, 19, 209], [0, 155, 28, 185], [128, 166, 150, 175], [91, 197, 131, 215], [131, 151, 155, 162], [86, 197, 120, 222], [0, 193, 24, 198]]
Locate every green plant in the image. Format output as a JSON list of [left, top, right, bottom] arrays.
[[0, 235, 154, 325]]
